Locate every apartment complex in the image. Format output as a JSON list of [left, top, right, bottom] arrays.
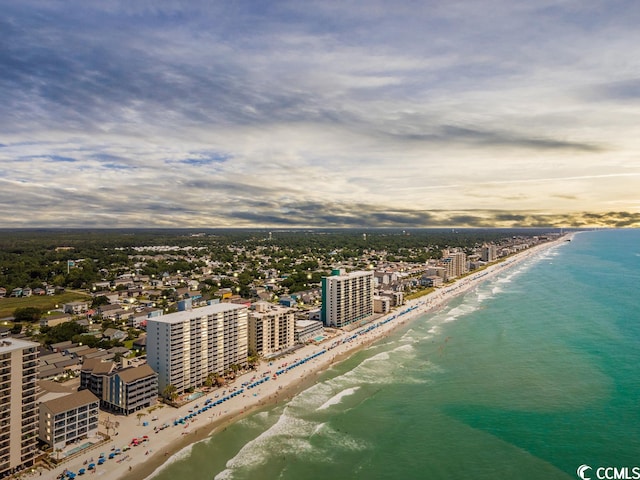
[[38, 390, 99, 450], [248, 303, 295, 357], [0, 339, 39, 477], [481, 244, 498, 262], [80, 360, 158, 415], [147, 303, 248, 394], [321, 270, 374, 328], [442, 251, 467, 280]]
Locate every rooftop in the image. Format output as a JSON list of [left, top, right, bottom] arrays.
[[0, 338, 39, 353], [147, 302, 246, 324], [41, 389, 99, 415]]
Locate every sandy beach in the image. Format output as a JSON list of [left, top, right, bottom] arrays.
[[37, 235, 569, 480]]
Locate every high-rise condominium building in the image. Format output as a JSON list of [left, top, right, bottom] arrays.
[[248, 303, 295, 357], [0, 339, 39, 477], [147, 303, 248, 395], [481, 244, 498, 263], [442, 251, 467, 280], [321, 270, 374, 328]]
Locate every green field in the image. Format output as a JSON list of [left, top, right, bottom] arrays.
[[0, 292, 91, 319]]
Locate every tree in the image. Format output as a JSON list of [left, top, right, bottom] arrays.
[[163, 384, 178, 401], [136, 413, 146, 425], [91, 295, 110, 308], [41, 322, 88, 345], [247, 350, 260, 369], [10, 323, 22, 334], [13, 307, 42, 323]]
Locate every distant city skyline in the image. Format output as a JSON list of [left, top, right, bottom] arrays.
[[2, 1, 639, 228]]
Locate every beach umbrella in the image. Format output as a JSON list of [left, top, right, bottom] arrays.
[[78, 469, 85, 475], [87, 464, 95, 470]]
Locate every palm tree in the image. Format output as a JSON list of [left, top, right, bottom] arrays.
[[214, 374, 226, 388], [136, 412, 146, 426], [163, 384, 178, 401]]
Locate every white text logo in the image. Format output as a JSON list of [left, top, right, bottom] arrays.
[[577, 466, 640, 480]]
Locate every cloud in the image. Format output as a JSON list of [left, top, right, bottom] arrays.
[[0, 0, 639, 228]]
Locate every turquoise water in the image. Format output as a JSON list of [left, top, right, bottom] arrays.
[[148, 230, 640, 480]]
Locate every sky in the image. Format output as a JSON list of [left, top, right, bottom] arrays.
[[2, 0, 640, 229]]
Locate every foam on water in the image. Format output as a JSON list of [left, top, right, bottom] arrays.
[[214, 410, 319, 479], [317, 387, 361, 411], [146, 438, 202, 479], [215, 406, 369, 479]]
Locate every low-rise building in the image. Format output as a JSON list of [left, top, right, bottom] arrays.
[[38, 390, 100, 450], [295, 320, 324, 343], [373, 296, 391, 314], [80, 360, 158, 415], [40, 313, 73, 328], [102, 364, 158, 415], [63, 301, 90, 315]]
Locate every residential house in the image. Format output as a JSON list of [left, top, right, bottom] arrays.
[[102, 328, 128, 342], [40, 313, 73, 328], [50, 341, 74, 353], [98, 304, 128, 322], [63, 301, 90, 315]]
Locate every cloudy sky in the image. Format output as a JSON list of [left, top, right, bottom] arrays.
[[2, 0, 640, 228]]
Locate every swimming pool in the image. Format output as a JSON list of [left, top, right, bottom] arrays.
[[314, 335, 325, 342], [65, 442, 92, 457], [186, 391, 204, 401]]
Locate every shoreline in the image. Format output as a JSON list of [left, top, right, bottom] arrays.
[[40, 235, 569, 480]]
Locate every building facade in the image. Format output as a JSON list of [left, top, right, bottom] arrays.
[[146, 303, 248, 395], [0, 339, 39, 477], [248, 304, 295, 357], [80, 360, 158, 415], [102, 364, 158, 415], [481, 244, 498, 262], [294, 320, 324, 343], [38, 390, 100, 450], [321, 270, 374, 328], [442, 251, 467, 280]]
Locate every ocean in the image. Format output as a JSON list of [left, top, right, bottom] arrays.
[[148, 229, 640, 480]]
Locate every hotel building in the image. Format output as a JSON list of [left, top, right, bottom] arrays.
[[481, 244, 498, 263], [442, 251, 467, 280], [248, 303, 295, 357], [0, 339, 39, 477], [147, 303, 248, 395], [80, 360, 158, 415], [38, 390, 99, 451], [321, 270, 374, 328]]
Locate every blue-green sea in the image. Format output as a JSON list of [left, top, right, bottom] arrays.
[[148, 229, 640, 480]]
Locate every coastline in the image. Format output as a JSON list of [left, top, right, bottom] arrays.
[[40, 235, 570, 480]]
